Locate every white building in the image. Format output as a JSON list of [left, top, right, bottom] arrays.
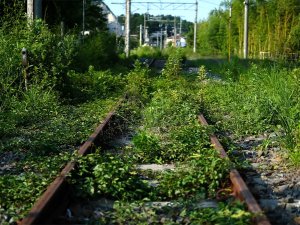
[[92, 1, 123, 37]]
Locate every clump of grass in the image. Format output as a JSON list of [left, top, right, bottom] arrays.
[[131, 46, 162, 59], [202, 62, 300, 166]]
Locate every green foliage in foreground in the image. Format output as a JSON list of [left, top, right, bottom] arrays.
[[0, 5, 124, 224], [0, 152, 71, 223], [99, 200, 251, 225], [72, 153, 152, 200], [158, 153, 231, 199], [68, 51, 250, 224], [0, 96, 119, 223]]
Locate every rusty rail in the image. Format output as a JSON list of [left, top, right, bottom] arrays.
[[20, 102, 121, 225], [198, 114, 271, 225]]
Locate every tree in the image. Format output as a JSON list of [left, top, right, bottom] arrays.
[[195, 0, 300, 58], [43, 0, 107, 32]]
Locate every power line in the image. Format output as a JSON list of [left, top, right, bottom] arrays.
[[112, 1, 197, 11], [200, 0, 219, 6]]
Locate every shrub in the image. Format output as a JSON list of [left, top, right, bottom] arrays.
[[73, 32, 118, 72], [62, 66, 124, 102], [126, 60, 151, 104], [72, 152, 151, 200], [0, 18, 76, 106], [161, 49, 184, 78], [131, 46, 162, 59], [158, 151, 231, 199]]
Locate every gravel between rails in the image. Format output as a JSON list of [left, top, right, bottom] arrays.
[[230, 132, 300, 225]]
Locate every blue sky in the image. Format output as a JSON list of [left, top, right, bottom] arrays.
[[103, 0, 224, 22]]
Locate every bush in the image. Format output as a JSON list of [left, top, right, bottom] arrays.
[[126, 61, 152, 104], [161, 49, 184, 78], [131, 46, 162, 59], [72, 153, 151, 200], [62, 66, 124, 102], [73, 32, 118, 72], [0, 18, 76, 107]]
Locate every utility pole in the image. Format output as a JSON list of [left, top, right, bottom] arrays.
[[179, 17, 182, 36], [243, 0, 249, 59], [125, 0, 131, 57], [160, 28, 163, 50], [34, 0, 42, 19], [144, 13, 147, 43], [193, 0, 198, 53], [228, 4, 232, 62], [27, 0, 34, 21], [139, 25, 143, 46], [82, 0, 85, 40], [174, 17, 177, 47]]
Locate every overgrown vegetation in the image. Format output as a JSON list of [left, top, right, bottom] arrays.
[[0, 3, 125, 224], [5, 1, 298, 223], [200, 60, 300, 166], [100, 200, 251, 225], [68, 51, 250, 224]]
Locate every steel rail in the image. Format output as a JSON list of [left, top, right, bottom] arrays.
[[20, 100, 123, 225], [198, 114, 271, 225]]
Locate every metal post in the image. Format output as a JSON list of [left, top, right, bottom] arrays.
[[27, 0, 34, 21], [193, 0, 198, 53], [34, 0, 42, 19], [244, 0, 249, 59], [140, 24, 143, 46], [125, 0, 131, 57]]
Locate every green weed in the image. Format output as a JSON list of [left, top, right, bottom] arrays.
[[71, 152, 152, 200]]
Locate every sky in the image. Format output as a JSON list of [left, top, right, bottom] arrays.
[[103, 0, 224, 23]]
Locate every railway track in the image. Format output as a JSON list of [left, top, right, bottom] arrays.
[[18, 98, 271, 225]]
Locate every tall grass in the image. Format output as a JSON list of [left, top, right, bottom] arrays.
[[203, 62, 300, 166]]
